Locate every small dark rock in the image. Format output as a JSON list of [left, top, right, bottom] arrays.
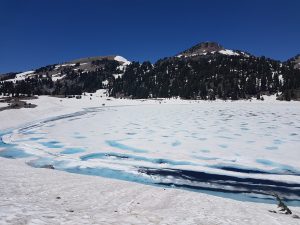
[[292, 215, 300, 219], [42, 164, 55, 169], [56, 196, 61, 199], [66, 209, 74, 213], [268, 210, 277, 213]]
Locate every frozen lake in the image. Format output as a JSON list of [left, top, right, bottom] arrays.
[[1, 102, 300, 205]]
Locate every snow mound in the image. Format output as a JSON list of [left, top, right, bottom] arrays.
[[240, 52, 250, 57], [52, 73, 66, 82], [55, 64, 76, 69], [219, 49, 239, 56], [113, 74, 123, 79], [16, 71, 35, 77], [102, 80, 109, 86], [114, 56, 131, 65]]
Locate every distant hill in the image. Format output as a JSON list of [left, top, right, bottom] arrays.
[[1, 42, 300, 100]]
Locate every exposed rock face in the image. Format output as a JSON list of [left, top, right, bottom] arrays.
[[178, 41, 225, 57]]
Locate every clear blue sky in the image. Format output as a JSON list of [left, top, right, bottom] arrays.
[[0, 0, 299, 73]]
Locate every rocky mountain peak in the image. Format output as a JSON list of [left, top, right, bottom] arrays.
[[178, 41, 224, 57]]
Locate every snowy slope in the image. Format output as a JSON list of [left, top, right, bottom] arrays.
[[114, 55, 131, 65], [5, 71, 35, 83], [219, 49, 240, 56], [2, 56, 130, 83]]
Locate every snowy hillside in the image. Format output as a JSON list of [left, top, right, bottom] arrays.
[[1, 41, 300, 100], [5, 71, 35, 83], [1, 55, 130, 83]]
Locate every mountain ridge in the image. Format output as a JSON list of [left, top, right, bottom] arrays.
[[1, 41, 300, 101], [1, 41, 299, 76]]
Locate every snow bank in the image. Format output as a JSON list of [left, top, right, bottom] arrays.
[[5, 71, 35, 83], [114, 55, 131, 65], [219, 49, 240, 56]]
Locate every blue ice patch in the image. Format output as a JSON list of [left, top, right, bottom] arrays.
[[39, 141, 64, 148], [106, 140, 147, 153], [273, 139, 284, 145], [80, 152, 196, 166], [265, 146, 278, 150], [30, 137, 45, 141], [61, 148, 85, 154], [218, 144, 228, 149], [194, 155, 218, 160], [65, 166, 151, 184], [256, 159, 300, 175], [73, 136, 86, 139], [0, 149, 32, 158], [200, 149, 210, 153], [172, 140, 181, 147]]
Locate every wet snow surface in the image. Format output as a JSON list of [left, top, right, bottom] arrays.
[[1, 103, 300, 205]]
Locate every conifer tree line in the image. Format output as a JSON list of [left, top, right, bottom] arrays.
[[1, 53, 300, 100], [111, 54, 300, 100]]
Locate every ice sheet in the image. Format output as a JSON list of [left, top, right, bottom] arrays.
[[1, 101, 300, 205]]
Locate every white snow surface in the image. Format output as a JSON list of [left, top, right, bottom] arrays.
[[240, 51, 250, 57], [279, 74, 284, 83], [114, 56, 131, 65], [55, 63, 76, 69], [102, 79, 109, 86], [113, 73, 123, 79], [1, 156, 299, 225], [177, 49, 242, 58], [0, 95, 300, 224], [219, 49, 240, 56], [5, 71, 35, 83], [51, 73, 66, 82]]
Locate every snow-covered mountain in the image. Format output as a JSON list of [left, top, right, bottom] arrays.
[[1, 55, 130, 83], [177, 41, 250, 58], [1, 41, 300, 100]]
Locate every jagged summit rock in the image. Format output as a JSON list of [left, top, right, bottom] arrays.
[[179, 41, 224, 57], [69, 55, 130, 65], [68, 55, 118, 64], [177, 41, 245, 58]]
